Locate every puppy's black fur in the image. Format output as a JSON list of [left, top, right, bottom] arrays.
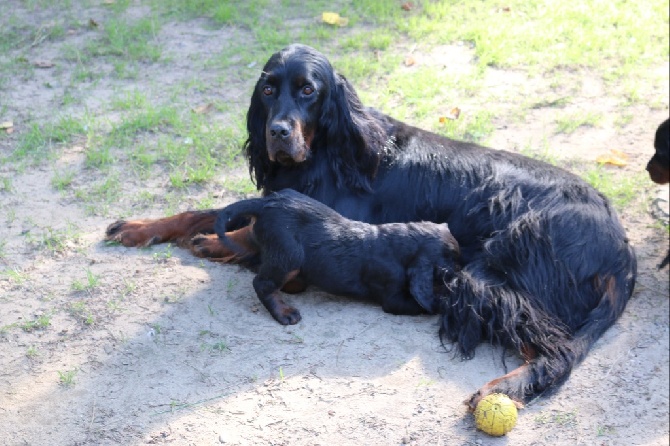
[[647, 118, 670, 185], [647, 118, 669, 269], [215, 189, 460, 325]]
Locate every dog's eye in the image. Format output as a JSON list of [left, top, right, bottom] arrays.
[[302, 85, 315, 96], [262, 85, 273, 96]]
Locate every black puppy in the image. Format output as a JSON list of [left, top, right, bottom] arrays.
[[214, 189, 460, 325], [647, 118, 670, 185], [647, 118, 669, 269]]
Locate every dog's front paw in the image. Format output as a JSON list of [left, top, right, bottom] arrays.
[[191, 234, 219, 257], [274, 306, 302, 325], [105, 220, 162, 247]]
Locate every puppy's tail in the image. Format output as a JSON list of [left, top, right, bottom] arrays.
[[214, 198, 265, 256]]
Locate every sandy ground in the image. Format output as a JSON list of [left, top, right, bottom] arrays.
[[0, 4, 668, 446]]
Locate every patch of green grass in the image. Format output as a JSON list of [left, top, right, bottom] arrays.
[[26, 345, 39, 358], [222, 176, 257, 196], [158, 0, 243, 24], [11, 123, 48, 161], [529, 97, 572, 109], [9, 116, 86, 163], [368, 32, 393, 51], [152, 243, 174, 263], [436, 111, 495, 144], [58, 368, 78, 387], [1, 268, 29, 284], [581, 167, 647, 211], [400, 1, 668, 77], [519, 138, 559, 166], [90, 17, 162, 62], [111, 90, 149, 111], [195, 194, 217, 210], [597, 424, 616, 436], [555, 112, 602, 134], [4, 208, 16, 225], [69, 301, 95, 325], [333, 52, 402, 85], [201, 340, 230, 354], [534, 409, 578, 427], [252, 25, 293, 53], [110, 104, 181, 143], [383, 65, 483, 123], [21, 313, 52, 332], [0, 177, 12, 192], [52, 169, 76, 191], [71, 269, 100, 293], [84, 143, 115, 169], [121, 278, 137, 296], [614, 113, 635, 128], [0, 23, 26, 53], [74, 175, 122, 212], [25, 223, 81, 254]]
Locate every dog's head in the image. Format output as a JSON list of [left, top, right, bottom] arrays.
[[250, 44, 329, 166], [244, 44, 386, 193], [647, 118, 670, 185]]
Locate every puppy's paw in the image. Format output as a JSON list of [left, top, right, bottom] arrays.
[[274, 306, 302, 325]]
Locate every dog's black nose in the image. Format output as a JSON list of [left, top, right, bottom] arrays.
[[269, 122, 291, 139]]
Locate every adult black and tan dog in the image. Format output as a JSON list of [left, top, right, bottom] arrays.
[[213, 188, 460, 325], [106, 44, 637, 408]]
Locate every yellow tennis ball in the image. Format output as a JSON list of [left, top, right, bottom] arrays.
[[474, 393, 518, 436]]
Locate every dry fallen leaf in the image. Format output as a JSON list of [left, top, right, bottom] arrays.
[[596, 149, 628, 166], [34, 60, 55, 68], [404, 55, 416, 66], [1, 121, 13, 134], [322, 12, 349, 27], [439, 107, 461, 122], [192, 103, 214, 114], [449, 107, 461, 120]]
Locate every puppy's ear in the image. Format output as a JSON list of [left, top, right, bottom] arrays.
[[407, 256, 439, 314], [244, 83, 271, 190]]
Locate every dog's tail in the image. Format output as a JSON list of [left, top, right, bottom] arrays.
[[214, 198, 266, 257], [440, 211, 637, 407]]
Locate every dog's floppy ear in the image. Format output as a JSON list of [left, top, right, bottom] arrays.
[[319, 73, 385, 192], [407, 256, 439, 314], [244, 80, 271, 190]]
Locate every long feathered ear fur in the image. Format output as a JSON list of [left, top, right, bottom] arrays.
[[319, 73, 386, 192], [244, 83, 271, 190]]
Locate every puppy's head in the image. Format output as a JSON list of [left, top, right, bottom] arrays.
[[647, 118, 670, 184]]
